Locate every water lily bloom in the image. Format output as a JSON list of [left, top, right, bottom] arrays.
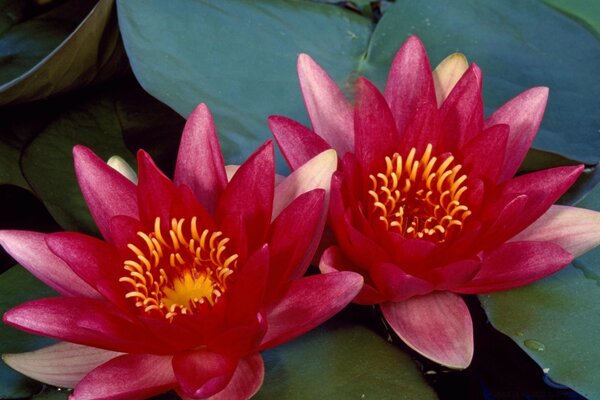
[[0, 103, 362, 399], [269, 36, 600, 369]]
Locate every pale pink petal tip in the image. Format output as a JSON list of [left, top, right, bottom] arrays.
[[2, 342, 121, 388], [381, 292, 473, 369]]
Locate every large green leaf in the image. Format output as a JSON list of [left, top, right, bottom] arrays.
[[117, 0, 372, 169], [0, 266, 57, 399], [360, 0, 600, 165], [256, 314, 437, 399], [480, 184, 600, 398], [0, 0, 128, 106], [542, 0, 600, 39]]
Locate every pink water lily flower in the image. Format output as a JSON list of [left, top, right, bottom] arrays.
[[269, 36, 600, 369], [0, 103, 362, 399]]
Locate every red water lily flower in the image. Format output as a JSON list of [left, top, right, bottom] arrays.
[[0, 103, 362, 399], [269, 36, 600, 368]]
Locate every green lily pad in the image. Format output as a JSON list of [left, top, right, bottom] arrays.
[[117, 0, 372, 169], [542, 0, 600, 39], [360, 0, 600, 165], [0, 266, 57, 399], [257, 314, 437, 399], [480, 184, 600, 398], [0, 0, 128, 106]]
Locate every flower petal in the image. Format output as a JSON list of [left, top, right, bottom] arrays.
[[174, 103, 227, 214], [272, 148, 336, 219], [137, 150, 175, 227], [355, 77, 400, 172], [269, 115, 331, 171], [459, 124, 509, 183], [0, 230, 98, 298], [384, 36, 436, 136], [485, 87, 549, 181], [260, 271, 363, 349], [457, 241, 573, 293], [73, 145, 138, 240], [297, 53, 353, 156], [2, 342, 121, 388], [228, 245, 269, 324], [381, 292, 473, 369], [432, 52, 469, 106], [72, 353, 175, 400], [268, 190, 325, 300], [3, 298, 163, 353], [204, 353, 264, 400], [172, 350, 238, 399], [510, 205, 600, 257], [370, 263, 434, 302], [216, 141, 274, 258]]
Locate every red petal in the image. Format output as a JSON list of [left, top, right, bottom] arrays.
[[319, 246, 385, 305], [297, 53, 353, 156], [459, 124, 509, 183], [228, 244, 269, 325], [137, 150, 175, 228], [73, 145, 138, 240], [260, 271, 363, 349], [268, 190, 325, 299], [216, 142, 274, 259], [174, 103, 227, 214], [485, 87, 549, 181], [384, 36, 436, 136], [0, 230, 98, 298], [269, 116, 331, 171], [456, 241, 573, 293], [355, 77, 400, 172], [381, 292, 473, 369], [202, 353, 264, 400], [172, 350, 238, 399], [370, 263, 434, 302], [3, 298, 163, 354], [72, 353, 175, 400]]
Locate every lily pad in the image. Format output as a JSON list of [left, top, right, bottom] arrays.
[[0, 266, 57, 399], [117, 0, 372, 169], [481, 184, 600, 398], [0, 0, 128, 106], [360, 0, 600, 165]]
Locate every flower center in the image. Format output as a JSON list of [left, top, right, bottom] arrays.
[[119, 217, 238, 320], [367, 143, 471, 243]]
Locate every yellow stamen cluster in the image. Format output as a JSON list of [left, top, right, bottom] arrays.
[[119, 217, 238, 320], [368, 143, 471, 243]]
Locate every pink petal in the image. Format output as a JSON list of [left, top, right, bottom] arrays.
[[172, 350, 237, 399], [438, 64, 483, 150], [267, 190, 325, 300], [73, 145, 138, 240], [72, 353, 175, 400], [511, 205, 600, 257], [174, 103, 227, 214], [203, 353, 264, 400], [297, 53, 353, 156], [216, 141, 274, 259], [2, 342, 121, 388], [3, 298, 163, 354], [485, 87, 549, 181], [432, 53, 469, 106], [272, 148, 336, 219], [381, 292, 473, 369], [260, 271, 363, 349], [137, 150, 175, 227], [354, 77, 400, 171], [0, 230, 98, 298], [457, 241, 573, 293], [269, 115, 331, 171], [384, 36, 436, 136]]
